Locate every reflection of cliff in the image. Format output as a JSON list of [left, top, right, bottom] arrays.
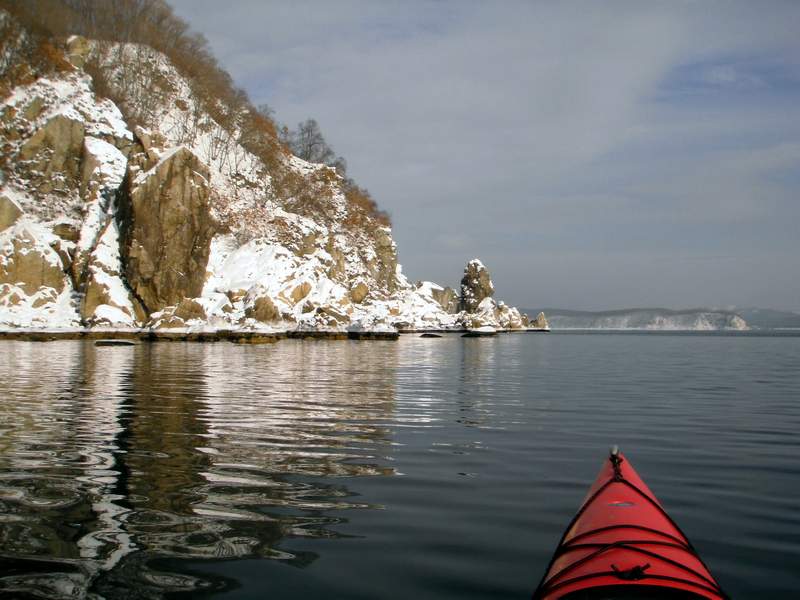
[[125, 345, 211, 514], [0, 340, 134, 598], [90, 344, 227, 597], [198, 341, 397, 521], [456, 336, 499, 428], [0, 339, 401, 598]]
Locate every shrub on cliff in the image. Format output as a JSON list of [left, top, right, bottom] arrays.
[[0, 0, 391, 230]]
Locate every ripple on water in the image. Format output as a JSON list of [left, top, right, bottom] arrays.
[[0, 335, 799, 598]]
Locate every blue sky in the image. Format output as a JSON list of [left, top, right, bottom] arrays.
[[169, 1, 800, 311]]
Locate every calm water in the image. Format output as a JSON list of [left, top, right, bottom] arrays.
[[0, 333, 799, 599]]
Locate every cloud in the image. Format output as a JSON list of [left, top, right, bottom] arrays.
[[168, 0, 800, 310], [701, 64, 765, 88]]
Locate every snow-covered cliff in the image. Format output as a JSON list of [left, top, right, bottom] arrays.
[[0, 16, 533, 333], [532, 308, 748, 331]]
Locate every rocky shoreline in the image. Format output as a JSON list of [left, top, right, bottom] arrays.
[[0, 326, 552, 343], [0, 23, 547, 335]]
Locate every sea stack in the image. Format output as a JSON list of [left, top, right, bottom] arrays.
[[460, 259, 494, 313]]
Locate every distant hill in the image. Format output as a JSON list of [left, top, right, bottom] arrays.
[[733, 308, 800, 330], [522, 308, 748, 331]]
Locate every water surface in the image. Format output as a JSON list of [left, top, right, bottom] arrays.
[[0, 333, 799, 598]]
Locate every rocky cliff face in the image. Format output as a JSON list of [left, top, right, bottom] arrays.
[[120, 146, 217, 313], [0, 16, 533, 332]]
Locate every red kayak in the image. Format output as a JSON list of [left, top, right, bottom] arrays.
[[533, 448, 728, 599]]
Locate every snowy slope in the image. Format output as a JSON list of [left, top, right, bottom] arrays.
[[0, 19, 532, 333]]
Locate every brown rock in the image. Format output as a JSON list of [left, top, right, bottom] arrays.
[[297, 232, 317, 256], [31, 296, 50, 308], [495, 302, 526, 329], [227, 289, 248, 303], [19, 114, 85, 181], [49, 238, 74, 271], [153, 314, 186, 329], [460, 259, 494, 313], [79, 222, 143, 325], [119, 147, 217, 313], [0, 284, 24, 306], [173, 297, 206, 321], [52, 221, 79, 242], [0, 230, 66, 295], [66, 35, 91, 69], [32, 288, 57, 308], [245, 295, 279, 323], [464, 314, 489, 329], [290, 281, 312, 304], [22, 97, 45, 122], [133, 126, 165, 155], [368, 227, 399, 292], [430, 285, 459, 314], [325, 242, 346, 281], [80, 141, 103, 199], [350, 281, 369, 304], [82, 276, 112, 320], [0, 195, 23, 231], [316, 306, 349, 326]]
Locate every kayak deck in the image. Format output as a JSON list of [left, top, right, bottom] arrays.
[[533, 449, 727, 600]]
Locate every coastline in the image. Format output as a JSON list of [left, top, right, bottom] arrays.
[[0, 326, 553, 343]]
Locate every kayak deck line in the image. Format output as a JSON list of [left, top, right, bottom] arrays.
[[532, 448, 729, 600]]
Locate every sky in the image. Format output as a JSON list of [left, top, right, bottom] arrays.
[[168, 1, 800, 311]]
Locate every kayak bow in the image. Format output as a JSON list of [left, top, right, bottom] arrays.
[[533, 448, 728, 599]]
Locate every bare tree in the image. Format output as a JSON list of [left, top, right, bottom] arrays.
[[287, 118, 347, 175], [290, 119, 333, 164]]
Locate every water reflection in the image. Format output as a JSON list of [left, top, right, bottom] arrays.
[[0, 341, 134, 597], [456, 336, 499, 428], [0, 339, 399, 598]]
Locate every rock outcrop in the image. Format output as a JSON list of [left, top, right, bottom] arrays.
[[120, 147, 217, 313], [531, 311, 549, 329], [349, 280, 369, 304], [244, 290, 280, 324], [428, 284, 459, 314], [0, 225, 66, 295], [0, 13, 536, 333], [65, 35, 91, 69], [18, 114, 85, 188], [173, 297, 207, 322], [0, 195, 23, 231], [80, 221, 142, 326], [460, 259, 494, 313]]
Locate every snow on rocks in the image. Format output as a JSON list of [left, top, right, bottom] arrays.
[[460, 258, 495, 313], [202, 233, 352, 326], [73, 136, 129, 279], [0, 30, 535, 335], [81, 220, 139, 327], [4, 71, 132, 148], [82, 136, 127, 193], [0, 219, 80, 328]]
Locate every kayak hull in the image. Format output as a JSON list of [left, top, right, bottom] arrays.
[[533, 450, 727, 600]]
